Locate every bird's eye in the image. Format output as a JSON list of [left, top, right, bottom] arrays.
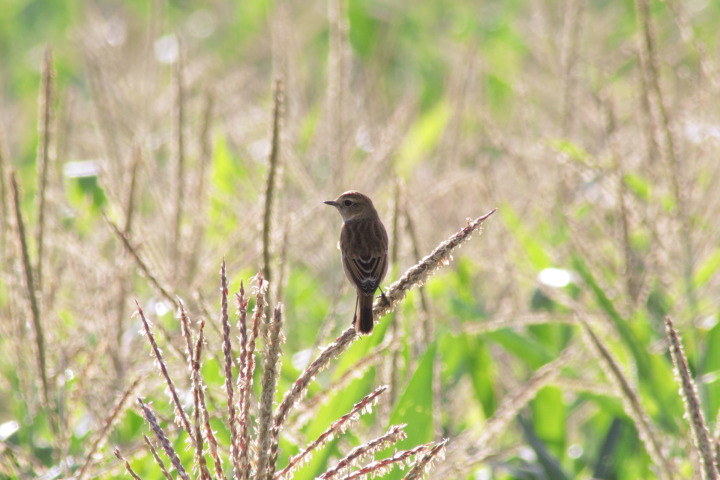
[[343, 199, 353, 207]]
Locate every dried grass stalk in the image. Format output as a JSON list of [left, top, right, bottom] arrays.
[[664, 316, 719, 480], [477, 346, 576, 451], [344, 441, 436, 480], [172, 37, 186, 274], [0, 125, 10, 254], [196, 323, 225, 480], [326, 0, 348, 190], [10, 172, 49, 409], [108, 218, 178, 310], [113, 147, 142, 377], [261, 78, 284, 285], [274, 327, 356, 431], [110, 220, 186, 360], [124, 147, 141, 234], [35, 47, 55, 292], [179, 303, 195, 365], [114, 447, 143, 480], [185, 92, 213, 283], [560, 0, 585, 135], [437, 345, 577, 477], [220, 262, 241, 480], [258, 305, 285, 480], [293, 338, 396, 429], [634, 0, 696, 312], [136, 303, 193, 440], [239, 276, 266, 479], [580, 317, 673, 479], [143, 434, 174, 480], [278, 385, 389, 479], [374, 208, 496, 320], [317, 421, 405, 480], [190, 320, 213, 480], [137, 398, 191, 480], [233, 281, 248, 479], [402, 438, 448, 480], [403, 195, 432, 344], [78, 377, 141, 480]]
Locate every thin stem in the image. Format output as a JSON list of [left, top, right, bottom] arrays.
[[35, 47, 55, 293], [581, 317, 673, 479], [136, 303, 193, 440], [665, 316, 718, 480], [77, 377, 141, 480], [172, 35, 186, 279], [113, 147, 141, 379], [137, 398, 191, 480], [0, 123, 10, 258], [634, 0, 696, 315], [327, 0, 348, 191], [258, 306, 284, 480], [10, 172, 49, 410], [262, 78, 284, 287]]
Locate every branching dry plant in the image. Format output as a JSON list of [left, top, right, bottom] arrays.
[[3, 1, 720, 479], [118, 223, 500, 479]]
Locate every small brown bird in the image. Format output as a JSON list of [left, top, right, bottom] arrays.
[[325, 191, 389, 334]]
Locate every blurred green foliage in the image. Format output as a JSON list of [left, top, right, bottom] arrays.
[[2, 0, 720, 478]]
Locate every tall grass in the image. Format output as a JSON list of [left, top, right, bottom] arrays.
[[2, 0, 720, 479]]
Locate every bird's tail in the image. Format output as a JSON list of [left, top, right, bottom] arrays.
[[356, 293, 374, 334]]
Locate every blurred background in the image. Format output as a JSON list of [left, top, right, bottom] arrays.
[[2, 0, 720, 478]]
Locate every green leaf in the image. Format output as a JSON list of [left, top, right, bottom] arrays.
[[210, 132, 244, 195], [531, 386, 566, 458], [572, 257, 683, 430], [283, 267, 329, 347], [381, 342, 436, 479], [348, 0, 380, 57], [528, 323, 573, 356], [396, 99, 451, 179], [485, 328, 555, 368], [67, 175, 107, 212], [486, 74, 513, 113], [694, 247, 720, 289], [200, 357, 223, 388], [387, 341, 436, 443], [500, 203, 553, 271], [298, 105, 320, 153], [571, 256, 648, 375], [577, 391, 627, 420], [457, 333, 496, 417], [613, 419, 654, 480], [547, 138, 592, 165], [623, 173, 651, 201], [519, 414, 569, 480], [702, 317, 720, 425]]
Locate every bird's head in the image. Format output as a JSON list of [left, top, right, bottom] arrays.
[[324, 191, 377, 221]]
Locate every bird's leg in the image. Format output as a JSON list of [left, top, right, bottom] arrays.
[[377, 287, 389, 305], [352, 295, 359, 327]]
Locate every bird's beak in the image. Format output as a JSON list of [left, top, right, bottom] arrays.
[[324, 200, 338, 207]]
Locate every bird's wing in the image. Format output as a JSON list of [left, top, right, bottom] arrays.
[[343, 252, 387, 295], [340, 219, 388, 295]]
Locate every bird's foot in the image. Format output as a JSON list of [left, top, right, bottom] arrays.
[[377, 288, 389, 305]]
